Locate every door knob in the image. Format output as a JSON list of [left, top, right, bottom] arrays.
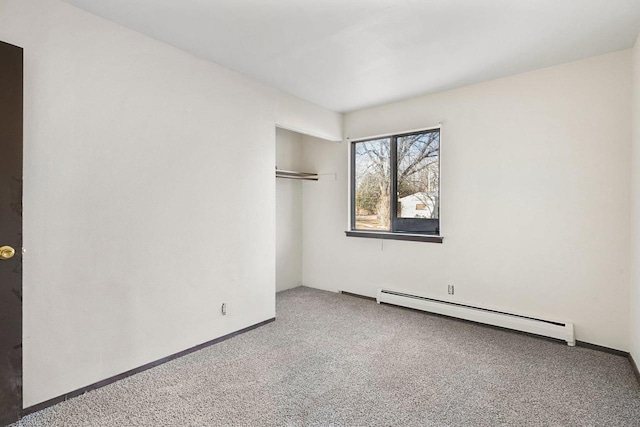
[[0, 246, 16, 260]]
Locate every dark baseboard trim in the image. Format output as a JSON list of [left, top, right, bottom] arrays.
[[340, 291, 377, 301], [342, 289, 638, 385], [575, 341, 629, 358], [378, 300, 631, 358], [630, 353, 640, 385], [22, 317, 276, 416]]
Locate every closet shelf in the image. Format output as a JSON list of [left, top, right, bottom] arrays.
[[275, 168, 318, 181]]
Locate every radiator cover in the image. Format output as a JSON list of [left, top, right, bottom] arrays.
[[377, 288, 575, 346]]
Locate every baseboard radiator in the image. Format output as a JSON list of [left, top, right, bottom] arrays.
[[377, 288, 575, 346]]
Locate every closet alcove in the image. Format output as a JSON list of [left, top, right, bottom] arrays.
[[275, 126, 337, 293]]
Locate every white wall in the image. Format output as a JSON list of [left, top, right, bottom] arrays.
[[276, 92, 342, 142], [276, 128, 303, 292], [631, 33, 640, 363], [0, 0, 340, 407], [303, 50, 633, 351]]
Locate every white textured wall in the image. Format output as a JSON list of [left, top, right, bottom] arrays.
[[0, 0, 339, 407], [631, 33, 640, 363], [276, 128, 303, 292], [303, 51, 633, 350]]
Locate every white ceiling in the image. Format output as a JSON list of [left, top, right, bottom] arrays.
[[66, 0, 640, 113]]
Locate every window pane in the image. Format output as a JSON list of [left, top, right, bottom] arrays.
[[397, 131, 440, 220], [354, 138, 391, 231]]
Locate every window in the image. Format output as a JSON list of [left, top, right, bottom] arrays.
[[348, 129, 441, 243]]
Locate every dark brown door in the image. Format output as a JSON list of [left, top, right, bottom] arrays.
[[0, 40, 23, 426]]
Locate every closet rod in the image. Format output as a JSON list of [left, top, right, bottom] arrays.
[[275, 169, 319, 181]]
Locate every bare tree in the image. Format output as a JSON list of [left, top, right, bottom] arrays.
[[355, 139, 391, 227], [355, 132, 439, 227]]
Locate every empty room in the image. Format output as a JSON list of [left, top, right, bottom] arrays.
[[1, 0, 640, 425]]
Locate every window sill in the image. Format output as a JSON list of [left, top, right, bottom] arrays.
[[345, 230, 443, 243]]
